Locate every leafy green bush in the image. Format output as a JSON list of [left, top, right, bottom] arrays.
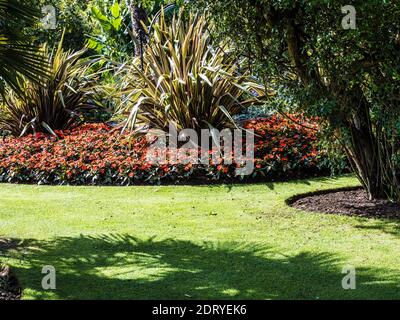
[[22, 0, 93, 51], [87, 0, 134, 61], [193, 0, 400, 201]]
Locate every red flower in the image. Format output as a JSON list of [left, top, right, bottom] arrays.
[[0, 115, 324, 185]]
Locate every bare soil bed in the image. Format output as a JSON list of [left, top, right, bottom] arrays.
[[0, 266, 21, 300], [0, 239, 21, 300], [290, 188, 400, 219]]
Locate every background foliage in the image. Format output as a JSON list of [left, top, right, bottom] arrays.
[[190, 0, 400, 200], [0, 0, 49, 96]]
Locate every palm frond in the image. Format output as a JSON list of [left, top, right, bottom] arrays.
[[0, 0, 50, 96]]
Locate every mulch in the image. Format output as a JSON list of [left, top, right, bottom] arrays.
[[290, 188, 400, 219], [0, 239, 21, 300], [0, 265, 21, 300]]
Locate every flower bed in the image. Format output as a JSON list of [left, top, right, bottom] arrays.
[[0, 115, 329, 185]]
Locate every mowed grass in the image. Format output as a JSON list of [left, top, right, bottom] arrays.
[[1, 175, 400, 300]]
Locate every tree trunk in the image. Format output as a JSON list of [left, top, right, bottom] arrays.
[[338, 89, 394, 200], [283, 18, 392, 200], [345, 110, 384, 200]]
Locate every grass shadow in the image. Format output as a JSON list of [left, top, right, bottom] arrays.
[[355, 220, 400, 238], [4, 234, 400, 300]]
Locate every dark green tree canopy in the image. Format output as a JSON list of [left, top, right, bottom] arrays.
[[191, 0, 400, 201]]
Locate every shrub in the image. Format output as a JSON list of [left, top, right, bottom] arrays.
[[87, 0, 134, 61], [0, 41, 99, 136], [116, 10, 265, 133], [24, 0, 93, 52], [0, 116, 328, 185], [192, 0, 400, 201], [246, 115, 325, 178]]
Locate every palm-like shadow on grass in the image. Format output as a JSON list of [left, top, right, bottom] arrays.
[[355, 220, 400, 238], [5, 234, 400, 299]]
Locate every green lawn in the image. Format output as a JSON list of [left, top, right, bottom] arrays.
[[1, 175, 400, 300]]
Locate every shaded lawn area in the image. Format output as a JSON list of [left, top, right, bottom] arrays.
[[1, 175, 400, 300]]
